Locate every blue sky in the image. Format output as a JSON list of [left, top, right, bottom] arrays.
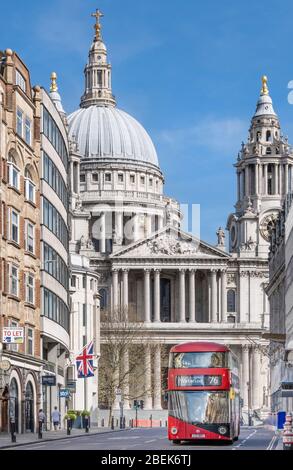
[[2, 0, 293, 243]]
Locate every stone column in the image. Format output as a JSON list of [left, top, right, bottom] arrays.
[[144, 345, 152, 409], [237, 171, 241, 201], [220, 270, 227, 322], [255, 164, 259, 195], [279, 164, 283, 195], [122, 269, 129, 313], [112, 269, 119, 310], [241, 345, 250, 410], [274, 164, 278, 195], [251, 346, 261, 409], [211, 270, 218, 322], [100, 212, 106, 253], [115, 211, 123, 244], [153, 345, 162, 410], [189, 269, 196, 322], [179, 269, 186, 322], [245, 165, 249, 196], [285, 164, 289, 194], [259, 164, 262, 194], [264, 164, 268, 195], [144, 269, 151, 323], [122, 349, 130, 409], [154, 269, 161, 322]]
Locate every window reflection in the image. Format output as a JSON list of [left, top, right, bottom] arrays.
[[170, 352, 227, 369], [169, 391, 229, 424]]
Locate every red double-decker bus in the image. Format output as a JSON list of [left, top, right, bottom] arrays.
[[168, 341, 240, 444]]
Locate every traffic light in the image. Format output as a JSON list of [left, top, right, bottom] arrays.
[[133, 400, 138, 409], [140, 400, 144, 409]]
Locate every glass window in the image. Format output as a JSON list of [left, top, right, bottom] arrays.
[[8, 163, 20, 190], [169, 352, 228, 369], [42, 107, 68, 169], [80, 174, 85, 183], [99, 288, 107, 309], [140, 176, 145, 184], [27, 328, 34, 355], [149, 178, 153, 187], [130, 174, 135, 183], [42, 288, 69, 332], [25, 169, 35, 203], [25, 117, 32, 145], [92, 173, 98, 182], [118, 174, 124, 183], [10, 265, 18, 296], [227, 290, 236, 312], [42, 153, 67, 209], [105, 173, 111, 182], [26, 274, 34, 304], [168, 391, 229, 424], [16, 108, 23, 136], [16, 70, 26, 92], [26, 222, 34, 253], [11, 210, 19, 243]]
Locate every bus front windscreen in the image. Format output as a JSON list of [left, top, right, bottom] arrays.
[[169, 352, 227, 369], [169, 391, 229, 424]]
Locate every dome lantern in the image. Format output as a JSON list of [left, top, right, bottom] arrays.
[[80, 10, 116, 108]]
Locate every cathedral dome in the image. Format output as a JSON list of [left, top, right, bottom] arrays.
[[68, 105, 159, 168]]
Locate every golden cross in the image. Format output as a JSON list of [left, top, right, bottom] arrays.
[[91, 9, 104, 39]]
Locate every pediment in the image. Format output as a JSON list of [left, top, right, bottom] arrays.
[[111, 226, 230, 259]]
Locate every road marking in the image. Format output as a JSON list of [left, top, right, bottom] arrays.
[[107, 436, 140, 440], [232, 429, 257, 449], [145, 439, 156, 443], [267, 434, 278, 450], [26, 444, 46, 449]]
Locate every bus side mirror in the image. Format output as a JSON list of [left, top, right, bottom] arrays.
[[164, 392, 168, 402]]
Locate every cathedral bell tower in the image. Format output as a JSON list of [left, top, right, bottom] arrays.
[[227, 76, 293, 258], [80, 9, 116, 108]]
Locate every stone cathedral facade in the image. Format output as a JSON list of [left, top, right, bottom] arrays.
[[65, 12, 293, 422]]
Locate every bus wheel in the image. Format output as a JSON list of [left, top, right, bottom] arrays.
[[172, 440, 181, 445]]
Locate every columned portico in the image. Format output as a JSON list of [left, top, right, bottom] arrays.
[[220, 270, 227, 322], [154, 269, 161, 322], [179, 269, 186, 322], [211, 270, 218, 322], [189, 269, 196, 323], [112, 269, 119, 310], [122, 269, 129, 312], [241, 344, 250, 410], [144, 269, 151, 322], [252, 346, 261, 409]]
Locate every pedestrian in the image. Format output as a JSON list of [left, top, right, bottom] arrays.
[[38, 409, 46, 432], [51, 406, 61, 431]]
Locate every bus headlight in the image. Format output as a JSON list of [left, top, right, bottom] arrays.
[[171, 427, 178, 435], [218, 426, 227, 435]]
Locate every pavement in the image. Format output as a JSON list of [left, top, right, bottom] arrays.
[[0, 425, 283, 450], [0, 426, 131, 449]]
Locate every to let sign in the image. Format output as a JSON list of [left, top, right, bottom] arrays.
[[3, 327, 24, 344]]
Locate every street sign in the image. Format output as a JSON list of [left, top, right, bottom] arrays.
[[66, 380, 76, 392], [2, 327, 24, 344], [0, 359, 11, 371], [59, 388, 70, 398], [42, 375, 56, 386]]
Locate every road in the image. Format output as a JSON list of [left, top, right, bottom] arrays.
[[11, 426, 278, 450]]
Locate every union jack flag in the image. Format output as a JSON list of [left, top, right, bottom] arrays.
[[76, 341, 94, 378]]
